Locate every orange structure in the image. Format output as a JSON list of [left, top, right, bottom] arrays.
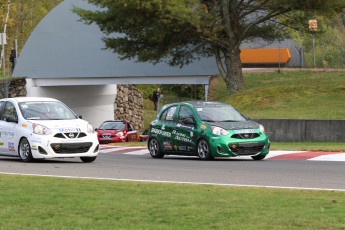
[[240, 48, 291, 66]]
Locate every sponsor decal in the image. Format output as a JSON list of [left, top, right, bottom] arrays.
[[178, 146, 187, 151], [21, 123, 28, 128], [0, 142, 3, 146], [234, 129, 255, 134], [31, 145, 38, 150], [172, 130, 193, 143], [190, 132, 193, 137], [176, 123, 194, 130], [200, 125, 206, 129], [58, 127, 79, 133], [163, 141, 173, 150], [151, 119, 158, 125], [31, 139, 42, 144], [8, 142, 15, 152], [173, 145, 178, 150], [161, 124, 165, 130], [1, 132, 14, 139], [151, 128, 171, 138], [166, 107, 177, 120]]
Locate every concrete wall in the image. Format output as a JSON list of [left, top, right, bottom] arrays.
[[26, 79, 116, 128], [254, 119, 345, 142]]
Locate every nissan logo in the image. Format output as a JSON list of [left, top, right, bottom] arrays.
[[69, 133, 75, 138]]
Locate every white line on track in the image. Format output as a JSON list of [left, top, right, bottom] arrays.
[[1, 171, 345, 192], [124, 149, 149, 155]]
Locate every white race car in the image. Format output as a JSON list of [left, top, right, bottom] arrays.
[[0, 97, 99, 162]]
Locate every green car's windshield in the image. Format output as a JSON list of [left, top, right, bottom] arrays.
[[19, 101, 77, 120], [196, 105, 247, 122]]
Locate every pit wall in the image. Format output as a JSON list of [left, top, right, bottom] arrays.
[[254, 119, 345, 142]]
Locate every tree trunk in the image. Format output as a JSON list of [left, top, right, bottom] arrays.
[[224, 46, 244, 94]]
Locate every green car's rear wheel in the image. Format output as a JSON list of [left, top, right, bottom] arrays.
[[148, 138, 164, 158], [197, 139, 213, 160]]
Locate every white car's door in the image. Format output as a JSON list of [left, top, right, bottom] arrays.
[[0, 101, 19, 156]]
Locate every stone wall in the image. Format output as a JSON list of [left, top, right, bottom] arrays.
[[0, 79, 27, 98], [114, 84, 144, 131]]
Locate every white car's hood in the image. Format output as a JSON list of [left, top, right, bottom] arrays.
[[28, 119, 89, 133]]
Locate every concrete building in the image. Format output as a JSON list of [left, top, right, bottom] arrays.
[[12, 0, 218, 127]]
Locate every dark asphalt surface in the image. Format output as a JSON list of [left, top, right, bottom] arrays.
[[1, 152, 345, 191]]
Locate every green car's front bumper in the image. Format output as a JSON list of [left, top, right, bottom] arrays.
[[206, 133, 270, 157]]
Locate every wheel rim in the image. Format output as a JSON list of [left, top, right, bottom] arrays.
[[149, 139, 159, 156], [19, 140, 30, 160], [198, 140, 209, 159]]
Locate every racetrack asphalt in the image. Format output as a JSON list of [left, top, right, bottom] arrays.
[[100, 145, 345, 161]]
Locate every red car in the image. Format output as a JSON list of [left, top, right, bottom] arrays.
[[138, 129, 149, 142], [96, 120, 138, 143]]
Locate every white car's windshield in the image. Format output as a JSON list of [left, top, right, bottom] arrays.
[[19, 101, 77, 120], [196, 105, 247, 122]]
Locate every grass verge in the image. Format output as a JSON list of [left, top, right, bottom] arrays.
[[1, 174, 345, 229]]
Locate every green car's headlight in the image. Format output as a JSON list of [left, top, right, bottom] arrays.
[[259, 125, 265, 134], [211, 126, 229, 136]]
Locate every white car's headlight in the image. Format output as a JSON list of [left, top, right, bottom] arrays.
[[116, 132, 124, 137], [211, 126, 229, 136], [33, 124, 52, 135], [87, 123, 94, 133], [259, 125, 265, 134]]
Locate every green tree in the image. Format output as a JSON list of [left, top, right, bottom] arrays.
[[75, 0, 345, 94], [0, 0, 61, 77]]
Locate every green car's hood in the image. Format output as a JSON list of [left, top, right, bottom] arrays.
[[204, 120, 260, 130]]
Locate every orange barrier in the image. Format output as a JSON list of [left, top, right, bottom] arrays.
[[240, 48, 291, 64]]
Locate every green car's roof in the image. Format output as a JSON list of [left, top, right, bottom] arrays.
[[165, 101, 232, 108]]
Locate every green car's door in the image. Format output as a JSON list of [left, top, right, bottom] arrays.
[[172, 105, 197, 154], [151, 105, 177, 153]]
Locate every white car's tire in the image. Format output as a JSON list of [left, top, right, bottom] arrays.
[[18, 138, 34, 162], [80, 156, 97, 163]]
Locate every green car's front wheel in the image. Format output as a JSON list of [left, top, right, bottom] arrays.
[[148, 138, 164, 158], [197, 139, 213, 160]]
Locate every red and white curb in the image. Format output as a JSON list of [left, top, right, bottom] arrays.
[[267, 150, 345, 161], [100, 145, 345, 161]]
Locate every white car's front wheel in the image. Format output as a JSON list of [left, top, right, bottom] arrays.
[[18, 138, 34, 162]]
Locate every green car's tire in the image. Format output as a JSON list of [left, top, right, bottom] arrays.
[[148, 138, 164, 158], [197, 139, 213, 160], [251, 154, 266, 160], [18, 138, 34, 162]]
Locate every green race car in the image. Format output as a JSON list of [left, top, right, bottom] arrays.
[[148, 101, 270, 160]]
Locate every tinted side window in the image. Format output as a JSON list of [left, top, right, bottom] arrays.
[[178, 106, 194, 121], [128, 123, 134, 131], [1, 102, 18, 121], [0, 101, 6, 119], [159, 106, 177, 121]]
